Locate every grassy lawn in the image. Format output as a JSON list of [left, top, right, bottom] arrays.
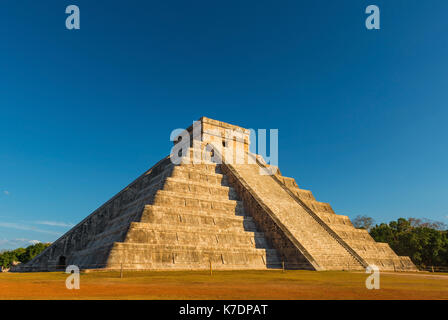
[[0, 270, 447, 300]]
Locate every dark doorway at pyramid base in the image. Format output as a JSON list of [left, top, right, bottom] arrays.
[[57, 256, 66, 270]]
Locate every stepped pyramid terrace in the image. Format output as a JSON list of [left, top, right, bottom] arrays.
[[16, 117, 417, 272]]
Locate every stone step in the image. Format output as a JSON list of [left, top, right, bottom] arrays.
[[153, 190, 245, 212], [142, 204, 246, 218], [308, 252, 363, 265], [125, 222, 269, 248], [84, 225, 129, 249], [396, 257, 419, 271], [108, 242, 282, 269], [298, 239, 352, 252], [284, 228, 354, 251], [314, 211, 352, 226], [84, 223, 268, 255], [98, 171, 171, 222], [365, 257, 417, 271], [171, 165, 229, 186], [100, 262, 283, 270], [277, 179, 332, 213], [280, 234, 363, 268], [319, 265, 365, 271], [275, 176, 299, 189], [140, 206, 256, 230], [316, 261, 363, 268], [112, 242, 280, 256], [306, 249, 362, 263], [329, 224, 364, 232], [89, 203, 252, 249], [300, 199, 334, 214], [350, 244, 398, 257], [331, 226, 373, 241], [343, 238, 378, 246], [162, 177, 238, 200], [293, 188, 316, 201], [176, 163, 223, 175], [103, 209, 142, 231], [129, 221, 262, 234]]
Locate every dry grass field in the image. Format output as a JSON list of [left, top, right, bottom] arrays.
[[0, 270, 447, 300]]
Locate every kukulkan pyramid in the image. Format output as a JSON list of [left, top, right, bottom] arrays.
[[18, 117, 417, 272]]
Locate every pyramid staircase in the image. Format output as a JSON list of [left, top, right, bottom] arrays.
[[107, 161, 282, 270], [273, 172, 417, 271]]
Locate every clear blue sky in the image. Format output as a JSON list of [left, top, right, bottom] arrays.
[[0, 1, 447, 250]]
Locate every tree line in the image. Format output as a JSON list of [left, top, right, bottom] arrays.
[[353, 215, 448, 268], [0, 242, 51, 269]]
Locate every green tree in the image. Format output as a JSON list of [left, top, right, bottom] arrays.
[[0, 242, 51, 269], [369, 217, 448, 268]]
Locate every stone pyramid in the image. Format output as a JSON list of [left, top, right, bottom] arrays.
[[19, 117, 417, 272]]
